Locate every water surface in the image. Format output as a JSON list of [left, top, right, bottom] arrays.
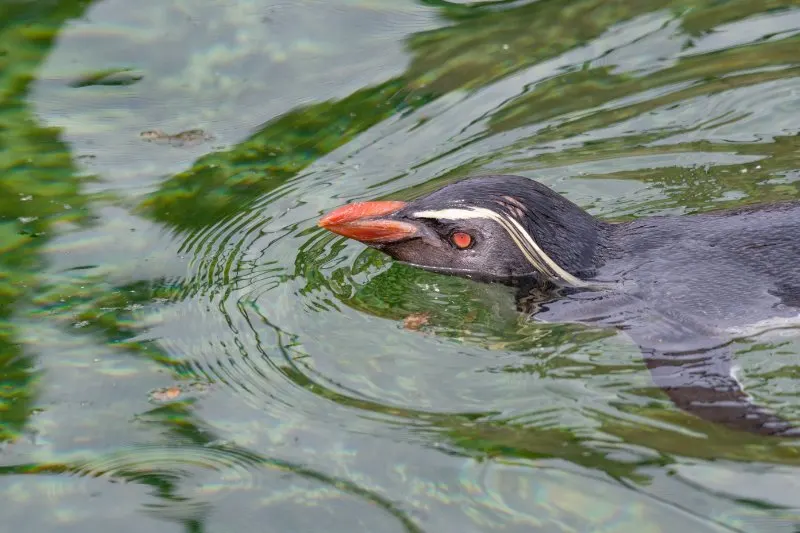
[[2, 0, 800, 531]]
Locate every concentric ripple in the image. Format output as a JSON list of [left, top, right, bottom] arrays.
[[133, 19, 800, 456], [1, 443, 424, 533], [6, 0, 800, 533]]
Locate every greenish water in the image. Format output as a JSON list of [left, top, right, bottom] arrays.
[[2, 0, 800, 531]]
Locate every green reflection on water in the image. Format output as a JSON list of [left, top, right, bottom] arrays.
[[1, 0, 800, 531], [0, 0, 93, 442]]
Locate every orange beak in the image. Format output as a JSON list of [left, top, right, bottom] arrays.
[[318, 201, 417, 244]]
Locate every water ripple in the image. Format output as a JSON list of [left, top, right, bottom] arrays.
[[2, 443, 425, 533]]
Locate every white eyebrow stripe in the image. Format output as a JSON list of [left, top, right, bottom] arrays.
[[412, 208, 487, 221], [412, 207, 587, 287]]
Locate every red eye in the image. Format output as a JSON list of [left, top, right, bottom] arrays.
[[451, 232, 472, 249]]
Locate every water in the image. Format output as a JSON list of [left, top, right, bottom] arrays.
[[2, 0, 800, 531]]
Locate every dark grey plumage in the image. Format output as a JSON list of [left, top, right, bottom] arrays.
[[345, 174, 800, 436]]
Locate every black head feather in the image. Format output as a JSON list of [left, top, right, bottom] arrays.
[[379, 175, 610, 283]]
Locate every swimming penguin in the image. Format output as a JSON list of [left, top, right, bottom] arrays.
[[319, 175, 800, 437]]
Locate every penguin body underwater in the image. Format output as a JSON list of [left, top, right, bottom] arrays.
[[320, 175, 800, 436]]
